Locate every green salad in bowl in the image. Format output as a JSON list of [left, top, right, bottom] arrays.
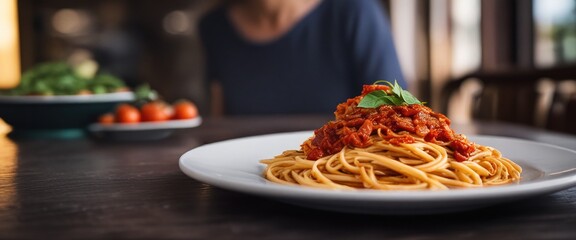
[[0, 61, 128, 96], [0, 61, 134, 138]]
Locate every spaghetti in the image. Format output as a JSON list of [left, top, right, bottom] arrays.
[[260, 83, 522, 190]]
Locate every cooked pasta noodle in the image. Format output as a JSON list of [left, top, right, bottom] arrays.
[[260, 83, 522, 190], [261, 134, 521, 190]]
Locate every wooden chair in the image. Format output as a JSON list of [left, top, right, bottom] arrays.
[[441, 65, 576, 135]]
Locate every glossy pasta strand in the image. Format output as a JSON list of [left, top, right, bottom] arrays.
[[260, 137, 522, 190]]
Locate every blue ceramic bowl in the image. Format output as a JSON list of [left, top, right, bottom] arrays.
[[0, 92, 134, 138]]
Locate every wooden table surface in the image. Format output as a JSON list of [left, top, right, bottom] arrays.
[[1, 115, 575, 239]]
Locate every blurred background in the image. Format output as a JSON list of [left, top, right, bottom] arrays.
[[2, 0, 576, 133]]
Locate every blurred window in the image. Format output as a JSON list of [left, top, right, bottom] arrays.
[[451, 0, 481, 77], [534, 0, 576, 67]]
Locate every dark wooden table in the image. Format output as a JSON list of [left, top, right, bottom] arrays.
[[1, 115, 576, 239]]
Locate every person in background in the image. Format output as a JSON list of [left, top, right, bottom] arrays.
[[198, 0, 406, 115]]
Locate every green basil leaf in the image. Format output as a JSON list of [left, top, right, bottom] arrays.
[[392, 80, 403, 97], [382, 95, 404, 105], [357, 91, 388, 108], [358, 80, 424, 108], [401, 90, 422, 104]]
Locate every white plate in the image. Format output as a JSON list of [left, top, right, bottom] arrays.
[[0, 91, 134, 104], [88, 117, 202, 140], [179, 131, 576, 215], [88, 117, 202, 132]]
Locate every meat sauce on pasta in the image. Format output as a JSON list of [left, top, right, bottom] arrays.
[[302, 85, 474, 162]]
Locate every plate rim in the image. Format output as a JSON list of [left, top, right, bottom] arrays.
[[0, 91, 134, 104], [88, 116, 202, 132]]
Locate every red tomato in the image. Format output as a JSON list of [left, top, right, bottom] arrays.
[[98, 113, 115, 125], [141, 101, 170, 122], [115, 104, 141, 124], [172, 100, 198, 119]]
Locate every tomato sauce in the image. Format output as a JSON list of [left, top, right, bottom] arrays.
[[301, 85, 475, 161]]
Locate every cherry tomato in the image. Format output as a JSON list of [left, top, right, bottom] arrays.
[[115, 104, 141, 124], [141, 101, 170, 122], [173, 100, 198, 119], [98, 113, 115, 125]]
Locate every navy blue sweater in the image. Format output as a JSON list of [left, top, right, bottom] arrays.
[[199, 0, 405, 115]]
